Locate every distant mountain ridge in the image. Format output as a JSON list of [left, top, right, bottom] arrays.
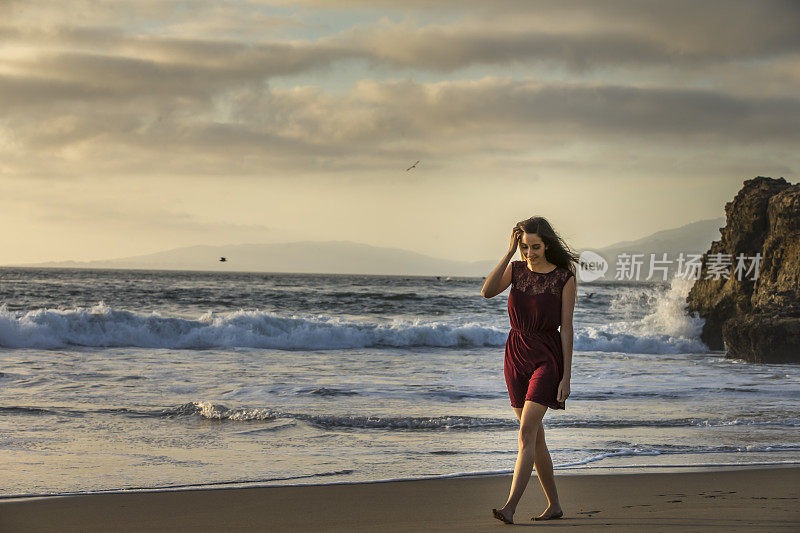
[[9, 218, 725, 278], [596, 217, 725, 261], [14, 241, 483, 277]]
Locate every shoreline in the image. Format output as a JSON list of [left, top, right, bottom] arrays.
[[3, 461, 798, 501], [2, 465, 798, 532]]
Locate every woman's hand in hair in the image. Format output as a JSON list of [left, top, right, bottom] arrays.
[[508, 225, 522, 255]]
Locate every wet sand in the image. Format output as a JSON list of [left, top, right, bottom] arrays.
[[1, 465, 798, 531]]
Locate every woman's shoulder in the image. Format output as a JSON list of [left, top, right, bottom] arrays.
[[557, 266, 576, 283]]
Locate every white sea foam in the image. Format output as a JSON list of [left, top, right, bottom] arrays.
[[576, 277, 707, 354], [177, 401, 519, 429], [0, 302, 507, 350], [0, 284, 708, 353]]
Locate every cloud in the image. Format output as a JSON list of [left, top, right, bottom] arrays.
[[31, 194, 274, 233], [4, 76, 800, 177], [3, 1, 800, 84], [1, 0, 799, 181], [1, 41, 353, 105], [281, 0, 800, 68], [337, 18, 800, 74]]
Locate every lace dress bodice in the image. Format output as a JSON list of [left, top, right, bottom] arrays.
[[511, 261, 574, 298], [508, 261, 574, 332]]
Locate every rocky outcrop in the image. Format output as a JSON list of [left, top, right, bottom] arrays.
[[686, 176, 800, 363], [722, 314, 800, 364]]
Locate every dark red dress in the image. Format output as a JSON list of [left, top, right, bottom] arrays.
[[504, 261, 574, 410]]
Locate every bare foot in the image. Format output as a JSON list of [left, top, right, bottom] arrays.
[[532, 505, 563, 521], [492, 506, 514, 524]]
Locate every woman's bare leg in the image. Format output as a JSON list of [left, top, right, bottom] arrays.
[[532, 422, 563, 518], [510, 409, 562, 519], [495, 400, 547, 522]]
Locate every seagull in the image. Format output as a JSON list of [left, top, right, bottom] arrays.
[[219, 257, 227, 262], [406, 160, 419, 171]]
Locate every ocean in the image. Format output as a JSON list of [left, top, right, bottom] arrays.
[[1, 267, 798, 498]]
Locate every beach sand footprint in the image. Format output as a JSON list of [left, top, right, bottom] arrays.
[[700, 490, 737, 498]]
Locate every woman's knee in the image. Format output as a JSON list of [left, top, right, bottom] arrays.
[[518, 424, 539, 448], [518, 400, 547, 446]]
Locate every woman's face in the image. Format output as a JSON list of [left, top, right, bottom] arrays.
[[520, 232, 546, 262]]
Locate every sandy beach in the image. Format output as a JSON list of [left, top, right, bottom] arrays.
[[1, 465, 798, 532]]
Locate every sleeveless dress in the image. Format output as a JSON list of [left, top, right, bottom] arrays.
[[504, 261, 575, 410]]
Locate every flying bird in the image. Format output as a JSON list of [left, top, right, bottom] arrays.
[[406, 160, 419, 171], [219, 257, 227, 262]]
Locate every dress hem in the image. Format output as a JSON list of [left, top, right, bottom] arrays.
[[510, 399, 565, 410]]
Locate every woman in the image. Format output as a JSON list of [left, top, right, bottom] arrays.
[[481, 216, 578, 524]]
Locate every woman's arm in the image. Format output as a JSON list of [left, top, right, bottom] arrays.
[[481, 251, 515, 298], [482, 225, 522, 298], [559, 275, 577, 383]]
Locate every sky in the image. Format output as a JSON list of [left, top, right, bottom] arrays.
[[1, 0, 798, 264]]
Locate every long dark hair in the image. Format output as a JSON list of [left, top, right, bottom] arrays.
[[516, 216, 579, 275]]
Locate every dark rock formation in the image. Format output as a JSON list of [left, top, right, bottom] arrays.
[[686, 176, 800, 363], [722, 314, 800, 364]]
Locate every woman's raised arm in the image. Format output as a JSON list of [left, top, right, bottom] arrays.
[[481, 226, 521, 298]]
